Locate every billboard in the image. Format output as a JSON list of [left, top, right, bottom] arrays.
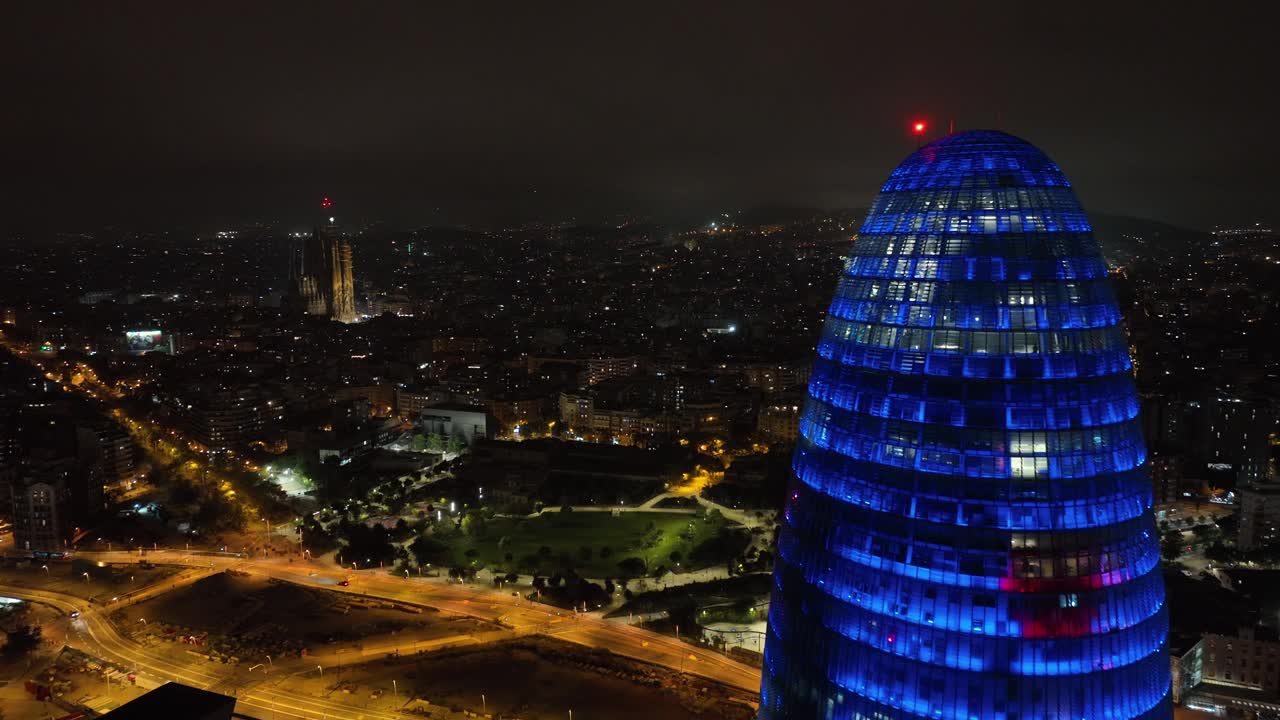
[[124, 330, 173, 355]]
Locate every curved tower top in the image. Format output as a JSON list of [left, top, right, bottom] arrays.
[[759, 130, 1171, 719]]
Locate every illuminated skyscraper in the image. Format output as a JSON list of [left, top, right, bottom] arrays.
[[290, 210, 356, 323], [759, 131, 1171, 719]]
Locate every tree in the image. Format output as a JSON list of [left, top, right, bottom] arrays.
[[669, 550, 683, 565], [446, 435, 465, 455], [599, 545, 613, 559], [409, 535, 450, 566], [532, 576, 547, 591], [537, 545, 553, 559], [426, 433, 444, 453], [1161, 530, 1185, 561], [461, 512, 488, 538], [392, 518, 412, 541], [617, 557, 647, 577], [579, 545, 593, 562], [410, 433, 427, 451]]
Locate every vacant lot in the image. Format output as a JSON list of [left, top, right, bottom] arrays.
[[115, 571, 495, 657], [430, 510, 743, 578], [277, 637, 757, 720], [0, 560, 179, 604]]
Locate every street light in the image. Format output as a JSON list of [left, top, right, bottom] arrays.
[[82, 572, 90, 583], [316, 665, 323, 677], [41, 565, 49, 576]]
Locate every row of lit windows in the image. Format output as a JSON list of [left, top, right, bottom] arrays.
[[794, 468, 1151, 532], [760, 665, 1172, 720], [762, 619, 1170, 720], [852, 234, 1103, 263], [835, 276, 1114, 309], [824, 317, 1128, 356], [803, 420, 1146, 479], [784, 495, 1157, 580], [773, 570, 1167, 675], [829, 297, 1121, 330], [792, 441, 1152, 505], [803, 400, 1144, 456], [881, 164, 1073, 192], [786, 478, 1152, 550], [869, 186, 1090, 216], [779, 515, 1157, 590], [811, 358, 1139, 406], [808, 385, 1139, 430], [861, 210, 1090, 236], [818, 342, 1132, 381], [774, 547, 1167, 641], [846, 254, 1106, 281]]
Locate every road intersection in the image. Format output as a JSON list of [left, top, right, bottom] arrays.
[[2, 549, 762, 718]]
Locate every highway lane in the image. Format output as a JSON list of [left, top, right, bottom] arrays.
[[77, 549, 765, 693]]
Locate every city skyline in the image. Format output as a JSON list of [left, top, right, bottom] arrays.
[[0, 5, 1277, 720]]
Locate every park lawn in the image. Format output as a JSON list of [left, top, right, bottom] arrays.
[[446, 510, 728, 578]]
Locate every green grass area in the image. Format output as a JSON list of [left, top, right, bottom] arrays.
[[424, 510, 734, 578]]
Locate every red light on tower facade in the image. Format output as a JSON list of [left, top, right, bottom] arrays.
[[321, 197, 333, 209], [912, 121, 927, 135]]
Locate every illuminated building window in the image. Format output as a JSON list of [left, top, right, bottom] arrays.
[[760, 131, 1170, 720]]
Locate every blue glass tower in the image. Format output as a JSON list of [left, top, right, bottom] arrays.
[[759, 131, 1171, 720]]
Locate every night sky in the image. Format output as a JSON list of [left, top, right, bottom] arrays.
[[3, 3, 1275, 230]]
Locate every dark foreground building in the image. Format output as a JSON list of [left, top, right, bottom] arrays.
[[759, 131, 1171, 719], [101, 682, 235, 720]]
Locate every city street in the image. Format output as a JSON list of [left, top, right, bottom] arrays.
[[1, 549, 762, 718]]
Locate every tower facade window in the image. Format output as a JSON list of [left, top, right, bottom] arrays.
[[759, 131, 1171, 720]]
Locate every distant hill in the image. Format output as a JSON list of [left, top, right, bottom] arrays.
[[1089, 213, 1204, 263]]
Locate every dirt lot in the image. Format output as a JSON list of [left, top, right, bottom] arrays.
[[0, 560, 180, 604], [274, 636, 757, 719], [113, 571, 496, 660]]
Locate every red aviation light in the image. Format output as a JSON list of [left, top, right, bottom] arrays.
[[912, 121, 927, 135], [321, 197, 333, 209]]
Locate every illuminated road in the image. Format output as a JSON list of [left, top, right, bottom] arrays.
[[2, 551, 761, 718], [0, 584, 406, 720], [75, 549, 763, 693]]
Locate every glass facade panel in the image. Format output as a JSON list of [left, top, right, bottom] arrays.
[[759, 130, 1171, 719]]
